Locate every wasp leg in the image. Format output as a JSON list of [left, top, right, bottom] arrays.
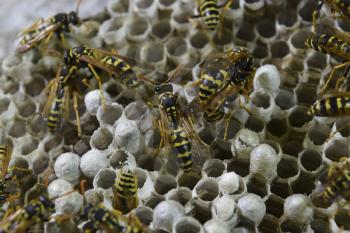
[[73, 91, 82, 137], [335, 65, 350, 90], [322, 61, 350, 92], [217, 0, 234, 38], [223, 108, 242, 141], [327, 121, 350, 143], [88, 64, 106, 111], [312, 0, 324, 32], [59, 33, 68, 49]]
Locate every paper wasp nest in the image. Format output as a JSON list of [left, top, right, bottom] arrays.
[[0, 0, 350, 232]]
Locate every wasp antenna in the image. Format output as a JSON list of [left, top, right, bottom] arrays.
[[76, 0, 82, 14], [165, 64, 184, 84], [138, 75, 157, 85], [44, 48, 62, 58]]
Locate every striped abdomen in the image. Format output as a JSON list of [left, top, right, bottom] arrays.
[[199, 68, 228, 107], [0, 145, 9, 171], [322, 168, 350, 201], [113, 169, 138, 214], [204, 97, 225, 121], [47, 88, 65, 132], [159, 92, 178, 123], [309, 96, 350, 117], [305, 33, 350, 60], [170, 124, 193, 173], [199, 0, 220, 31], [102, 56, 139, 88]]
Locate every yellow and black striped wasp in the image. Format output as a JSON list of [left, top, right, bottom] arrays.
[[143, 69, 209, 174], [311, 157, 350, 208], [81, 203, 150, 233], [112, 165, 139, 214], [190, 47, 255, 139], [44, 45, 146, 136], [16, 0, 82, 53], [42, 63, 82, 136], [305, 23, 350, 91], [312, 0, 350, 31], [190, 0, 234, 32]]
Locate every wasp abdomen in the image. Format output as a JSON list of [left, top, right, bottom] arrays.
[[309, 96, 350, 117], [170, 124, 193, 173]]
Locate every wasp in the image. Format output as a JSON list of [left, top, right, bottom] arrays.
[[155, 80, 207, 174], [312, 0, 350, 31], [311, 158, 350, 208], [305, 23, 350, 91], [17, 0, 82, 53], [44, 46, 141, 136], [190, 0, 234, 32], [0, 195, 55, 233], [81, 203, 149, 233], [192, 47, 255, 139], [112, 166, 139, 214], [43, 63, 82, 136], [0, 143, 13, 205]]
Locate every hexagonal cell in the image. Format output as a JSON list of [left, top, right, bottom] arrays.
[[270, 41, 289, 58], [174, 217, 202, 233], [252, 43, 269, 60], [275, 89, 295, 110], [166, 37, 188, 58], [277, 155, 299, 179], [267, 118, 288, 138], [252, 92, 271, 109], [277, 8, 297, 28], [307, 122, 331, 146], [270, 179, 291, 199], [217, 117, 242, 140], [96, 168, 116, 189], [99, 104, 123, 125], [189, 198, 212, 224], [307, 52, 328, 70], [265, 194, 284, 218], [227, 159, 250, 177], [203, 159, 225, 177], [24, 74, 46, 96], [21, 137, 39, 155], [8, 118, 26, 138], [288, 106, 312, 128], [135, 168, 147, 189], [0, 97, 11, 115], [137, 154, 162, 171], [235, 21, 255, 42], [282, 140, 303, 158], [298, 0, 318, 22], [167, 188, 192, 206], [178, 173, 201, 190], [144, 195, 165, 209], [189, 31, 210, 50], [324, 139, 350, 162], [259, 214, 281, 233], [154, 175, 177, 195], [44, 135, 63, 152], [334, 117, 350, 137], [151, 20, 172, 41], [291, 29, 312, 50], [133, 206, 153, 226], [136, 0, 154, 9], [256, 19, 276, 40], [291, 172, 315, 195], [299, 149, 322, 173], [246, 175, 268, 198], [195, 178, 219, 201], [90, 127, 113, 150], [296, 83, 317, 107], [245, 115, 264, 134], [28, 114, 47, 136], [212, 28, 233, 46], [109, 0, 129, 15], [73, 137, 91, 156]]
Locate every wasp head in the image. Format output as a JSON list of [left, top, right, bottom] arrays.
[[68, 11, 80, 25], [155, 83, 173, 95]]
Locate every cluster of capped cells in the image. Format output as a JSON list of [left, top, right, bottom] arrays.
[[0, 0, 350, 232]]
